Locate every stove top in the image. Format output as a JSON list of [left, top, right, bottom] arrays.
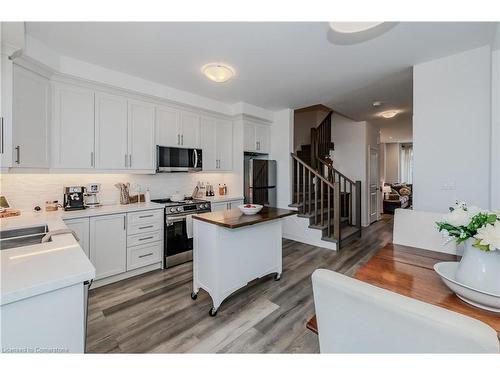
[[151, 197, 208, 207], [151, 197, 211, 214]]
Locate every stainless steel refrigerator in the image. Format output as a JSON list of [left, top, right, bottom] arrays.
[[244, 159, 277, 206]]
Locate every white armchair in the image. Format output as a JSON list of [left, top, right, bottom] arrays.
[[393, 208, 457, 254], [312, 269, 499, 353]]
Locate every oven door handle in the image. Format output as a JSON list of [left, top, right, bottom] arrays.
[[166, 215, 188, 223], [193, 149, 198, 169]]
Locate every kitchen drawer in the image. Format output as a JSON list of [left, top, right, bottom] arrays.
[[127, 242, 163, 271], [127, 230, 163, 247], [127, 209, 163, 226], [127, 220, 163, 235]]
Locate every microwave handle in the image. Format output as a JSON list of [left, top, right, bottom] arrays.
[[193, 149, 198, 168]]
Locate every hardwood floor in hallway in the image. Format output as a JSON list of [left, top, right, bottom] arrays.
[[86, 214, 394, 353]]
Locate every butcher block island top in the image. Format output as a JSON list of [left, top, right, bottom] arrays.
[[192, 207, 296, 229]]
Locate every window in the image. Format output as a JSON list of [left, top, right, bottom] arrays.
[[400, 143, 413, 184]]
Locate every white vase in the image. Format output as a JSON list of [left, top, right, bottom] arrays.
[[455, 238, 500, 295]]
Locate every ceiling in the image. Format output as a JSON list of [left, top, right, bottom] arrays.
[[26, 22, 496, 120]]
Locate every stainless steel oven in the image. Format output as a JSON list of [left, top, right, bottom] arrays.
[[151, 198, 211, 268], [156, 146, 202, 172]]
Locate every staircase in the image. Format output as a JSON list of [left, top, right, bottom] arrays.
[[289, 111, 362, 249]]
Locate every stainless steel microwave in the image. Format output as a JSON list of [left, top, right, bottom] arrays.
[[156, 146, 202, 172]]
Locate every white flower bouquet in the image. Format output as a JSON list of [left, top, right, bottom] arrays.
[[436, 201, 500, 251]]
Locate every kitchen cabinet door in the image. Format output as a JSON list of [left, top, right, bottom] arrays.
[[12, 65, 50, 168], [64, 217, 90, 259], [211, 202, 228, 212], [200, 116, 217, 171], [94, 92, 128, 169], [255, 124, 270, 153], [52, 83, 95, 169], [243, 123, 256, 152], [156, 105, 180, 147], [90, 214, 127, 280], [216, 119, 233, 171], [180, 111, 200, 148], [128, 100, 155, 170], [0, 53, 13, 169]]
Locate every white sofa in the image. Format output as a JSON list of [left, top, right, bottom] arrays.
[[312, 269, 499, 353]]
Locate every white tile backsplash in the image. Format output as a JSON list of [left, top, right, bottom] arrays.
[[0, 172, 241, 211]]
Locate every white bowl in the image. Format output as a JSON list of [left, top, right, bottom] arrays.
[[434, 262, 500, 313], [238, 204, 263, 215]]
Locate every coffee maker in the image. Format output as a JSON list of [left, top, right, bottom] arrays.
[[84, 183, 102, 208], [63, 186, 86, 211]]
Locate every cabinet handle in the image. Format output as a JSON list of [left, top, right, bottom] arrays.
[[139, 214, 154, 218], [138, 252, 154, 258], [0, 117, 4, 154], [123, 216, 126, 230], [15, 146, 20, 164], [139, 225, 154, 230], [125, 154, 128, 168], [129, 154, 132, 168], [138, 236, 154, 242], [181, 134, 183, 145], [177, 134, 180, 145], [91, 151, 94, 167]]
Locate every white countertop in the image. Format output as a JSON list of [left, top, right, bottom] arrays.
[[0, 202, 164, 306]]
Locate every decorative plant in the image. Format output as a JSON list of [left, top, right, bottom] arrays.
[[436, 201, 499, 251]]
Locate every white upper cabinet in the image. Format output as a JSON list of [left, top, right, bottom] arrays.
[[128, 100, 155, 170], [216, 119, 233, 171], [243, 121, 270, 154], [255, 124, 270, 153], [0, 53, 13, 169], [156, 105, 180, 147], [180, 111, 201, 148], [52, 82, 95, 169], [12, 65, 50, 168], [200, 116, 233, 171], [155, 107, 200, 149], [94, 92, 128, 169], [200, 116, 217, 170]]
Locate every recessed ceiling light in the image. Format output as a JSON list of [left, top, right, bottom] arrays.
[[329, 22, 384, 34], [202, 63, 235, 83], [380, 110, 399, 119]]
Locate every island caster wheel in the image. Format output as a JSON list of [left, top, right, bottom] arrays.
[[209, 307, 218, 317], [274, 273, 282, 281], [191, 292, 198, 300]]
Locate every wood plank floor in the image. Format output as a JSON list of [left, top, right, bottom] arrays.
[[86, 214, 394, 353]]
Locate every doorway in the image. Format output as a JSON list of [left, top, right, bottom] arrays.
[[368, 146, 379, 224]]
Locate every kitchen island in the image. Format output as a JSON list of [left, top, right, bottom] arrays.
[[191, 207, 296, 316]]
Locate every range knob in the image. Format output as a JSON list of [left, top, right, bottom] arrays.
[[176, 207, 183, 212], [169, 207, 176, 213]]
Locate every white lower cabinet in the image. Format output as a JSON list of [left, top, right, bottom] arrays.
[[211, 199, 244, 212], [64, 217, 90, 258], [90, 213, 127, 280], [65, 209, 163, 285]]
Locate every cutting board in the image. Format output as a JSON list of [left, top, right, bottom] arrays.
[[0, 209, 21, 218]]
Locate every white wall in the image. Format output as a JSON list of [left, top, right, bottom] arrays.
[[413, 46, 492, 212], [331, 113, 376, 226], [270, 109, 294, 209], [373, 113, 413, 143], [384, 143, 400, 184], [491, 33, 500, 210]]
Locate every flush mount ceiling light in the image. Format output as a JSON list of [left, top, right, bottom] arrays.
[[328, 22, 384, 34], [202, 63, 235, 83], [380, 110, 399, 119]]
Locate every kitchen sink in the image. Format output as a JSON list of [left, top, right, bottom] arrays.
[[0, 225, 51, 250]]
